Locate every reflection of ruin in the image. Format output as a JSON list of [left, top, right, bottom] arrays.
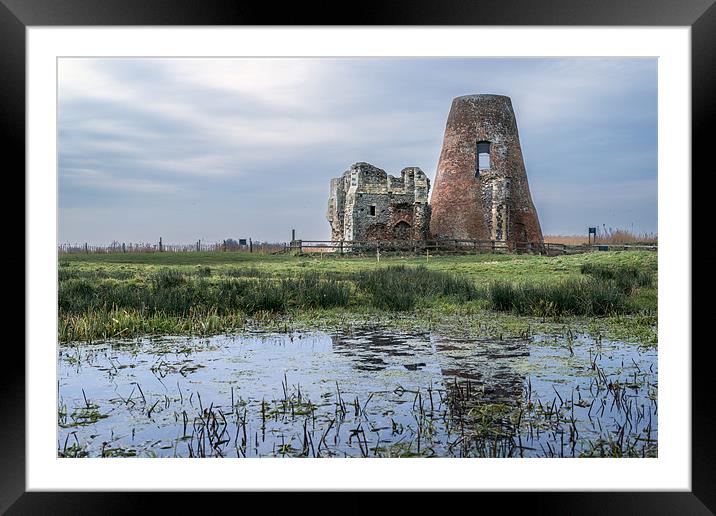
[[329, 330, 527, 407], [432, 334, 528, 405], [330, 331, 432, 371]]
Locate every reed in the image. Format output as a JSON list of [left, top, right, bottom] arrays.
[[488, 277, 627, 316], [580, 262, 653, 294], [57, 252, 657, 342], [351, 265, 480, 311]]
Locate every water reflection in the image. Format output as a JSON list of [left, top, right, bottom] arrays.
[[57, 329, 657, 458]]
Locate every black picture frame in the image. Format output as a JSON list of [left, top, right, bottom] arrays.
[[6, 0, 712, 512]]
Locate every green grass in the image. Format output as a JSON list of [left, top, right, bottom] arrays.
[[58, 250, 657, 344], [580, 262, 654, 294], [488, 277, 627, 316], [59, 274, 352, 316], [352, 265, 481, 310]]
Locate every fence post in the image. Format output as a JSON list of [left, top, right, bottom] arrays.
[[159, 237, 163, 252], [249, 238, 253, 253], [84, 242, 88, 254]]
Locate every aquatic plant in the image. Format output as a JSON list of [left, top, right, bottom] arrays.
[[57, 330, 658, 458]]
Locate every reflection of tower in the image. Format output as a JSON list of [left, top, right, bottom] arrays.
[[330, 330, 433, 372], [430, 94, 543, 245], [432, 334, 528, 405]]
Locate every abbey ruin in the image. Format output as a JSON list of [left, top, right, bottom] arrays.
[[326, 162, 431, 242], [327, 94, 543, 246]]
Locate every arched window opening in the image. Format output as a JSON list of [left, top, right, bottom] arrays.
[[476, 141, 491, 177], [393, 220, 412, 239]]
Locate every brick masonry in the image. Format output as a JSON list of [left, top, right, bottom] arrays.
[[429, 94, 543, 244]]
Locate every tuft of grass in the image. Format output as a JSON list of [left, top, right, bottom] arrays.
[[59, 270, 352, 320], [150, 268, 186, 289], [352, 265, 481, 311], [195, 266, 212, 277], [488, 277, 626, 316], [225, 266, 265, 278], [580, 263, 653, 294], [284, 272, 351, 309]]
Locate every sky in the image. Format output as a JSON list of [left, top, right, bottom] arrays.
[[58, 58, 657, 245]]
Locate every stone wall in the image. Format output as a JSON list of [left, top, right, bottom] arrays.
[[327, 162, 431, 242]]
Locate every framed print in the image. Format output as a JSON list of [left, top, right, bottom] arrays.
[[8, 0, 713, 512]]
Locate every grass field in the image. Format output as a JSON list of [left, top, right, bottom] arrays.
[[58, 250, 658, 344]]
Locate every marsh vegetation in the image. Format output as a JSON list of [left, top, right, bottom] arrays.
[[58, 251, 657, 344], [57, 251, 658, 458]]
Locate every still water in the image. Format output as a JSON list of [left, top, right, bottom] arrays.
[[58, 329, 657, 458]]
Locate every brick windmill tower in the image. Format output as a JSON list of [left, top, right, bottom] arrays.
[[429, 94, 543, 246]]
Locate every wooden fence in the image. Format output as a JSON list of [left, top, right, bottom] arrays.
[[57, 241, 286, 255], [291, 239, 560, 255], [58, 239, 657, 256], [290, 240, 658, 256]]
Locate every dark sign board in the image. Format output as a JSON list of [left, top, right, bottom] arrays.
[[588, 227, 597, 235], [239, 239, 247, 245]]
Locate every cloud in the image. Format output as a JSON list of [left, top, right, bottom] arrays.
[[63, 167, 179, 193], [58, 57, 657, 243]]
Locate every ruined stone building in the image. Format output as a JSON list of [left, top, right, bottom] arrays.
[[326, 94, 543, 246], [430, 94, 543, 244], [326, 162, 431, 242]]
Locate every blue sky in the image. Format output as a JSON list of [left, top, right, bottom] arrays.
[[58, 58, 657, 244]]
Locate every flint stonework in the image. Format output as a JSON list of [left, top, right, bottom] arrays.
[[327, 162, 431, 242]]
